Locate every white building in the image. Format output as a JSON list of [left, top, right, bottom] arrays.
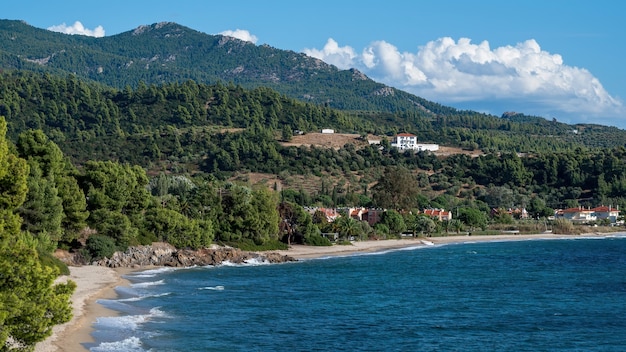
[[391, 133, 439, 151]]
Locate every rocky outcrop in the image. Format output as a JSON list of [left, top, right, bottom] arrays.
[[92, 243, 296, 268]]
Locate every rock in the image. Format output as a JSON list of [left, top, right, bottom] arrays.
[[80, 243, 297, 268]]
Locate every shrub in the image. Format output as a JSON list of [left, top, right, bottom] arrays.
[[86, 234, 118, 260], [304, 234, 332, 246], [552, 218, 575, 234], [38, 250, 70, 275]]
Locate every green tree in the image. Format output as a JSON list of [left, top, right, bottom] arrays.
[[372, 166, 420, 210], [333, 216, 361, 241], [56, 175, 89, 241], [458, 208, 488, 231], [0, 236, 76, 350], [18, 162, 64, 242], [143, 207, 214, 249], [0, 117, 75, 350], [379, 210, 406, 237]]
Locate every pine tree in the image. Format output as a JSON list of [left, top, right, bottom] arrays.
[[0, 117, 75, 350]]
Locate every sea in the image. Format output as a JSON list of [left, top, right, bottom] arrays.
[[88, 235, 626, 352]]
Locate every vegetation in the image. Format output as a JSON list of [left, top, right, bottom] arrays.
[[3, 21, 626, 347]]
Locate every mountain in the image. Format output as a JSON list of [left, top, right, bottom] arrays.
[[0, 19, 450, 115], [2, 18, 626, 153]]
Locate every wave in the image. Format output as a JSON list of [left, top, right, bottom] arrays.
[[94, 307, 167, 331], [217, 258, 271, 267], [131, 279, 165, 288], [118, 292, 172, 302], [129, 267, 178, 278], [199, 285, 225, 291], [90, 336, 148, 352]]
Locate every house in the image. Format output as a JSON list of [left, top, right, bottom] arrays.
[[349, 207, 366, 221], [390, 133, 439, 151], [555, 207, 597, 223], [591, 205, 620, 223], [363, 209, 385, 226], [422, 208, 452, 221], [306, 207, 340, 222], [347, 207, 385, 227], [390, 133, 418, 151], [321, 129, 334, 134]]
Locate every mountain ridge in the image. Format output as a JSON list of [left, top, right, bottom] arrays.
[[0, 19, 457, 117]]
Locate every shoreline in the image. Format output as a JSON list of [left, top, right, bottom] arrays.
[[35, 232, 623, 351], [34, 266, 136, 352]]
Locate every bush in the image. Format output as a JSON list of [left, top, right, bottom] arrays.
[[552, 218, 575, 234], [38, 250, 70, 275], [304, 234, 332, 246], [86, 234, 118, 260]]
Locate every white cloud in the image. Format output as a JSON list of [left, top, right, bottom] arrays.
[[304, 36, 624, 124], [47, 21, 105, 37], [219, 29, 258, 44], [303, 38, 357, 69]]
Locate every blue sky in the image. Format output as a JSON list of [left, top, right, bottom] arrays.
[[5, 0, 626, 128]]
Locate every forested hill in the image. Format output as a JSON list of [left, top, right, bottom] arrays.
[[0, 19, 446, 114]]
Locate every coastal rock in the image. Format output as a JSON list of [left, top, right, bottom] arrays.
[[88, 243, 296, 268]]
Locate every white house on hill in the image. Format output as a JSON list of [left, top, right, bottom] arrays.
[[391, 133, 439, 151]]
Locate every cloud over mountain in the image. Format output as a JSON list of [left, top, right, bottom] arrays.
[[305, 37, 623, 123], [47, 21, 105, 37], [219, 29, 258, 44]]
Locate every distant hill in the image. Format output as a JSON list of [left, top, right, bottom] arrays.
[[0, 19, 452, 115]]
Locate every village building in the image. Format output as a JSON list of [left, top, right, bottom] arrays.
[[554, 205, 620, 224], [390, 133, 439, 151], [422, 208, 453, 221]]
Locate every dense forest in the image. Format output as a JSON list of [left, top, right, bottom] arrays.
[[2, 25, 626, 348]]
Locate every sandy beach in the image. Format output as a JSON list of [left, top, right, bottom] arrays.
[[34, 266, 135, 352], [35, 232, 618, 351]]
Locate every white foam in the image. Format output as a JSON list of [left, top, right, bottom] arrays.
[[199, 285, 225, 291], [131, 279, 165, 288], [130, 267, 177, 278], [90, 336, 147, 352], [118, 292, 171, 302], [95, 307, 168, 331], [218, 258, 270, 267]]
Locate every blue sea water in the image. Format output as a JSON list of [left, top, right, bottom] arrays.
[[89, 236, 626, 351]]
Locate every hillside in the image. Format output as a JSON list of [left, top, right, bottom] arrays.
[[0, 19, 445, 115]]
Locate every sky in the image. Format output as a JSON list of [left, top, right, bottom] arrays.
[[5, 0, 626, 128]]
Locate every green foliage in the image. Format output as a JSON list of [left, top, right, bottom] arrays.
[[85, 234, 118, 260], [372, 166, 420, 210], [278, 201, 318, 245], [0, 238, 76, 349], [304, 234, 332, 246], [379, 210, 406, 237], [80, 160, 150, 215], [38, 250, 70, 276], [18, 161, 64, 241], [88, 209, 138, 250], [213, 184, 280, 245], [458, 208, 488, 231], [142, 207, 214, 249]]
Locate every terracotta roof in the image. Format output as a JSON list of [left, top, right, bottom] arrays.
[[396, 133, 417, 137], [591, 206, 619, 213], [560, 207, 594, 213]]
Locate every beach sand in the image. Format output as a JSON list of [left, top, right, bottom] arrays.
[[35, 232, 613, 351], [34, 266, 135, 352], [270, 233, 599, 259]]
